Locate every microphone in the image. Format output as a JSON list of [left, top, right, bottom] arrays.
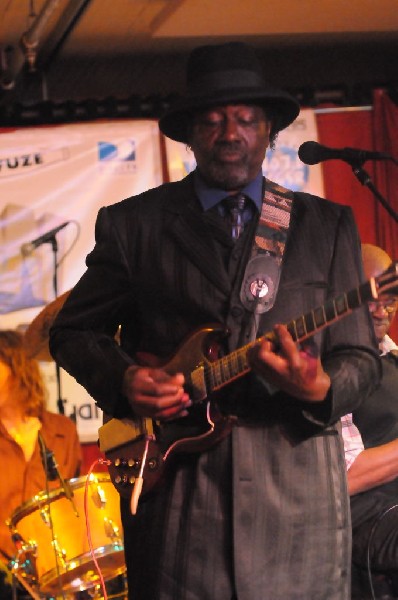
[[21, 221, 70, 256], [38, 434, 79, 515], [39, 434, 60, 481], [40, 445, 59, 481], [298, 141, 392, 166]]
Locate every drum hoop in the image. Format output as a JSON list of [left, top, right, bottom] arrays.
[[9, 473, 113, 526], [39, 543, 126, 593]]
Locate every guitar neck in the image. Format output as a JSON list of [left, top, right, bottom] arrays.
[[206, 279, 375, 393]]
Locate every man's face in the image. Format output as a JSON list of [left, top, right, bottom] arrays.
[[368, 297, 398, 343], [189, 104, 271, 191]]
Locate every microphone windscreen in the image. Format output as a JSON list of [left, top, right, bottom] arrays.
[[298, 141, 321, 165]]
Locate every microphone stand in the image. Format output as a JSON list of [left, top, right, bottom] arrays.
[[49, 235, 67, 416], [350, 160, 398, 223]]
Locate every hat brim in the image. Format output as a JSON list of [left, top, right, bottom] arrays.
[[159, 87, 300, 143]]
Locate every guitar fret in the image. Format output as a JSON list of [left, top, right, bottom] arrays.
[[205, 365, 214, 392], [313, 305, 326, 328], [213, 361, 222, 387], [304, 311, 316, 334], [347, 287, 361, 309], [238, 349, 249, 372], [220, 356, 231, 383], [335, 293, 348, 315], [324, 299, 337, 322], [295, 316, 306, 339], [230, 352, 240, 376], [287, 320, 298, 341], [208, 348, 251, 392]]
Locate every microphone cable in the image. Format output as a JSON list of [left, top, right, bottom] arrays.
[[84, 457, 114, 600], [365, 503, 398, 600]]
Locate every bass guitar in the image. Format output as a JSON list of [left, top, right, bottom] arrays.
[[99, 262, 398, 513]]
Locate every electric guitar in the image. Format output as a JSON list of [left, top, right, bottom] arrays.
[[99, 262, 398, 512]]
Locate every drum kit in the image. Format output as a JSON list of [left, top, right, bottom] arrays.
[[5, 293, 127, 600]]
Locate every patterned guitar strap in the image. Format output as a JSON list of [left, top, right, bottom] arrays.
[[239, 178, 294, 316]]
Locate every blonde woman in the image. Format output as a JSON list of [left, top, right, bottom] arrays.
[[0, 330, 81, 598]]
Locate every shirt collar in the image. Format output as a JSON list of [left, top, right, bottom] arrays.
[[193, 169, 263, 213], [380, 334, 398, 355]]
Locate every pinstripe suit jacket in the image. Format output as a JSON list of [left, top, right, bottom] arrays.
[[50, 172, 380, 600]]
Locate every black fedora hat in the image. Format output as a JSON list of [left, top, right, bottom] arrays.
[[159, 42, 300, 144]]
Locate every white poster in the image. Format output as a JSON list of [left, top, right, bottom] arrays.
[[164, 108, 324, 197], [0, 119, 162, 441]]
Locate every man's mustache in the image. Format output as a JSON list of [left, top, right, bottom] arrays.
[[214, 140, 243, 150]]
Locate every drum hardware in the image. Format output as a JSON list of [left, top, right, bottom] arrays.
[[103, 518, 120, 541], [91, 484, 106, 510], [7, 568, 41, 600], [62, 572, 128, 600], [39, 505, 50, 527], [6, 534, 41, 600], [51, 538, 67, 569], [9, 531, 37, 580]]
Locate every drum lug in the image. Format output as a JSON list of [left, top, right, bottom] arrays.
[[51, 538, 67, 568], [40, 505, 51, 527], [103, 516, 121, 540], [91, 483, 107, 509]]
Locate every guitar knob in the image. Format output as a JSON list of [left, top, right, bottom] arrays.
[[127, 458, 135, 468], [114, 457, 121, 467], [115, 475, 122, 484]]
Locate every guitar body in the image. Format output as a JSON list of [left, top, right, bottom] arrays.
[[100, 325, 236, 500]]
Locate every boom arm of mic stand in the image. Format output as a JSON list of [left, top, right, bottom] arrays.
[[351, 163, 398, 223]]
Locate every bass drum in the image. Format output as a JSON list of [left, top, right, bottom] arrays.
[[9, 474, 125, 597]]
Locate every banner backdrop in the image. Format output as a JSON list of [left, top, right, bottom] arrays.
[[0, 119, 162, 441], [0, 110, 322, 442], [164, 108, 324, 196]]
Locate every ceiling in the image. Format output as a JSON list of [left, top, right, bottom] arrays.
[[1, 0, 398, 115]]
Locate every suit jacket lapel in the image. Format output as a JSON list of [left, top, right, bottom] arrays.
[[165, 177, 232, 295]]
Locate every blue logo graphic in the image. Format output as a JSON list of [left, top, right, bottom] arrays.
[[263, 146, 309, 192], [98, 140, 136, 162]]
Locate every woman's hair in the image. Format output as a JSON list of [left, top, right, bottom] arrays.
[[0, 330, 47, 418]]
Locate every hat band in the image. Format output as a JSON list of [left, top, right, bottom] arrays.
[[188, 70, 266, 95]]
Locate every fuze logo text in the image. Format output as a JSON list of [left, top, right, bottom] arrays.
[[0, 153, 43, 171], [0, 147, 69, 178]]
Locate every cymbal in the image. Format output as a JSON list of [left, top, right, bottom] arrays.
[[24, 290, 71, 362]]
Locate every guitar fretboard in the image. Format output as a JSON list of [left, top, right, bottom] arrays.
[[205, 279, 373, 393]]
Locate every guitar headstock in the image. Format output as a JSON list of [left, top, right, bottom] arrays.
[[373, 261, 398, 299]]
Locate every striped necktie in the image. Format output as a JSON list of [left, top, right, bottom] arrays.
[[223, 194, 247, 240]]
